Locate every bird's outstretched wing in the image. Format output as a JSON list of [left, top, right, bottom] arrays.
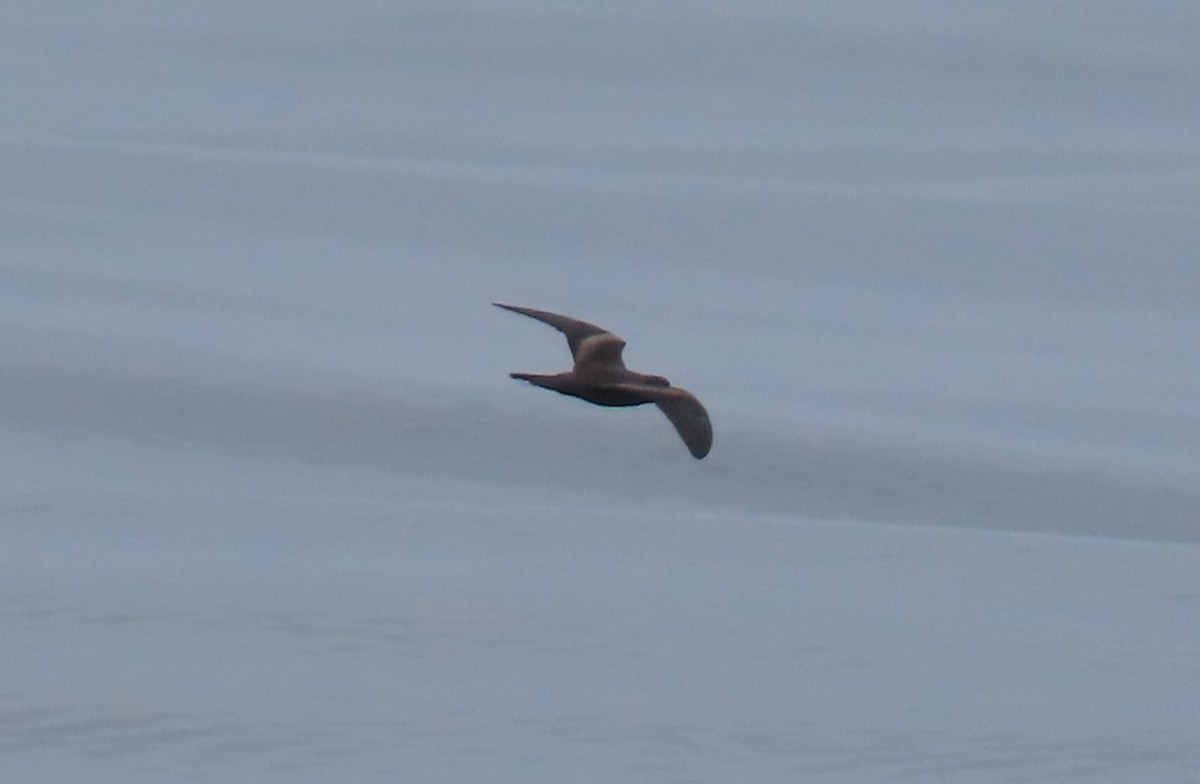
[[649, 386, 713, 459], [493, 303, 613, 361]]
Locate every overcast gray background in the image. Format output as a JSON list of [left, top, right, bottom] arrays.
[[3, 1, 1200, 781]]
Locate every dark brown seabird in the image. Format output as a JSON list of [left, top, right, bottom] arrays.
[[494, 302, 712, 459]]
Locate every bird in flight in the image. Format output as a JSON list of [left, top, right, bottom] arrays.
[[494, 302, 712, 459]]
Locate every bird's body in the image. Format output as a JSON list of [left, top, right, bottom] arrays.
[[495, 303, 712, 459]]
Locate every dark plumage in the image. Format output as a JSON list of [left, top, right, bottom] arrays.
[[495, 302, 712, 459]]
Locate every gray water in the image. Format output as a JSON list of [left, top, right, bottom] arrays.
[[3, 2, 1200, 781]]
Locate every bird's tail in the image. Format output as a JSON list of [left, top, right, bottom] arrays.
[[510, 372, 557, 389]]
